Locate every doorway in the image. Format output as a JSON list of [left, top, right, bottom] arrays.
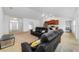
[[9, 18, 23, 34]]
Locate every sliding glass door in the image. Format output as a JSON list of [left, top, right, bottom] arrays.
[[9, 18, 23, 33]]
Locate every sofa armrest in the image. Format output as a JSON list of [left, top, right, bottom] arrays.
[[21, 42, 32, 52]]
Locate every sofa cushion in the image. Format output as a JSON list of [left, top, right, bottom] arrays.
[[40, 30, 59, 43], [57, 29, 64, 35], [1, 34, 15, 41], [35, 43, 48, 52]]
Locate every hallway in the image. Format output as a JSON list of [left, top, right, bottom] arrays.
[[56, 32, 79, 52]]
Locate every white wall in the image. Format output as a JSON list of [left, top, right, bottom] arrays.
[[71, 8, 79, 41], [3, 15, 10, 34], [0, 8, 12, 38], [23, 18, 41, 32], [0, 8, 4, 38], [71, 20, 76, 35], [74, 17, 79, 41], [0, 8, 10, 38]]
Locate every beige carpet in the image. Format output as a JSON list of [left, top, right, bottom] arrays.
[[55, 32, 79, 52], [0, 32, 79, 52]]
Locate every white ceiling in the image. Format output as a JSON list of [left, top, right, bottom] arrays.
[[2, 7, 78, 20]]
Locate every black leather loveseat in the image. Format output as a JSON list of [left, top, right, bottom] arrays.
[[31, 27, 48, 38], [21, 29, 64, 52]]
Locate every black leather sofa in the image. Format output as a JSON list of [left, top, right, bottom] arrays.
[[31, 27, 48, 38], [36, 29, 64, 52], [21, 29, 64, 52]]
